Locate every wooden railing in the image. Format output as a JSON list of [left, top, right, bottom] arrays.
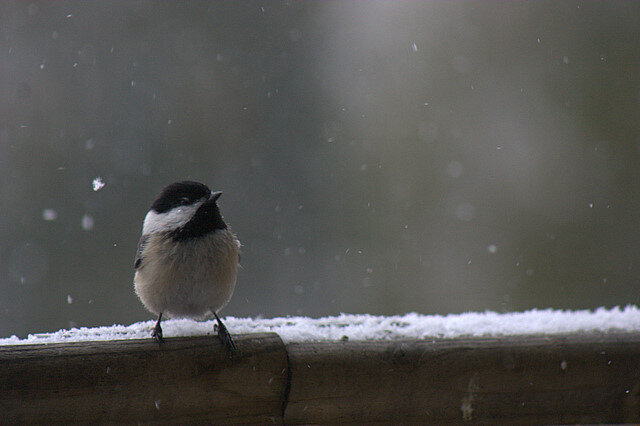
[[2, 332, 640, 423]]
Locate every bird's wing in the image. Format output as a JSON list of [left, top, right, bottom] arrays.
[[134, 234, 149, 270]]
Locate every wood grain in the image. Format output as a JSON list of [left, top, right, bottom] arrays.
[[2, 332, 640, 423], [0, 333, 288, 424], [285, 333, 640, 424]]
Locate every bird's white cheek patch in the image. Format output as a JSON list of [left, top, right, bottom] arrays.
[[142, 203, 200, 235]]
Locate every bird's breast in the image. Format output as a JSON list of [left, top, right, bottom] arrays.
[[134, 229, 240, 318]]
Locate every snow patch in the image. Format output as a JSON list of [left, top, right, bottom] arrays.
[[1, 306, 639, 345]]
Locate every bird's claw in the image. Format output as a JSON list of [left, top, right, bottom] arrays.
[[151, 323, 164, 344], [217, 321, 237, 351], [214, 314, 237, 354]]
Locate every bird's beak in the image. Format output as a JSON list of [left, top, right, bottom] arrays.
[[210, 191, 222, 202]]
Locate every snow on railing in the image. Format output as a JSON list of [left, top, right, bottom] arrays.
[[2, 305, 639, 345]]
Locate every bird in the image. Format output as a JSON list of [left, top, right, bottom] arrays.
[[133, 181, 241, 351]]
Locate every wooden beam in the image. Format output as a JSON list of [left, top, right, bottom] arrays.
[[285, 333, 640, 424], [0, 333, 288, 424], [2, 332, 640, 423]]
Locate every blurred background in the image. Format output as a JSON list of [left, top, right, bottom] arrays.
[[1, 1, 639, 338]]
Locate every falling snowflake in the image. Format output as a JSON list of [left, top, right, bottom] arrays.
[[92, 177, 105, 191]]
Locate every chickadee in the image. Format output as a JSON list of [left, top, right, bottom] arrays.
[[133, 181, 241, 350]]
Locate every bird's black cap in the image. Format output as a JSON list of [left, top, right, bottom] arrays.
[[150, 181, 211, 213]]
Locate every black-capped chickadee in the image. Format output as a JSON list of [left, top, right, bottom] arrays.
[[133, 181, 241, 350]]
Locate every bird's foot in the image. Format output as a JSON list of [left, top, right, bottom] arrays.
[[151, 322, 164, 344], [214, 313, 237, 354]]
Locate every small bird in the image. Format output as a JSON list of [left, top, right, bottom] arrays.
[[133, 181, 241, 351]]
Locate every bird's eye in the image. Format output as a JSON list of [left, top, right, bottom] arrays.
[[179, 197, 190, 205]]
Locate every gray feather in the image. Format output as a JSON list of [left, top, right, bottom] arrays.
[[134, 234, 149, 269]]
